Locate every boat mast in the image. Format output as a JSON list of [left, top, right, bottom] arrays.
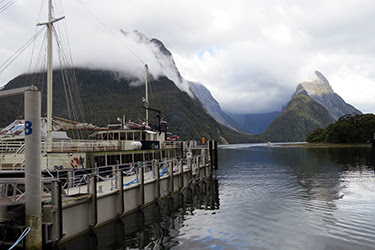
[[46, 0, 53, 146], [38, 0, 64, 148], [145, 64, 149, 126]]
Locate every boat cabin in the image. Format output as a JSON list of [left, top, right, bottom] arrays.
[[93, 129, 158, 142]]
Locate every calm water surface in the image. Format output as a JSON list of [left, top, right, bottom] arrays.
[[59, 144, 375, 249]]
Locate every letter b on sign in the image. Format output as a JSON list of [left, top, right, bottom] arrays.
[[25, 121, 32, 135]]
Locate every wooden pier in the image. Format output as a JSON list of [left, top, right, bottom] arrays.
[[0, 140, 218, 248]]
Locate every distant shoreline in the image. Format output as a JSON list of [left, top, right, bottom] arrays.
[[283, 142, 372, 148]]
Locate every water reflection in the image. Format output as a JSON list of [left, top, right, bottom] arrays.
[[57, 179, 219, 250], [217, 145, 375, 249]]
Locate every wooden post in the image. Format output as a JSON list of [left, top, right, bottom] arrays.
[[169, 161, 174, 194], [139, 162, 144, 207], [179, 160, 184, 189], [67, 170, 73, 189], [154, 160, 160, 199], [213, 141, 218, 170], [118, 170, 124, 215], [51, 179, 63, 243], [189, 157, 193, 183], [201, 149, 207, 178], [197, 157, 201, 180], [204, 146, 212, 176], [208, 140, 213, 173], [112, 165, 117, 189], [89, 175, 97, 228]]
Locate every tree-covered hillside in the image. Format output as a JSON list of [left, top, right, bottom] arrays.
[[261, 93, 334, 142], [0, 68, 260, 144], [306, 113, 375, 143]]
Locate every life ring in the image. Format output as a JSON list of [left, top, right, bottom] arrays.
[[71, 157, 80, 168]]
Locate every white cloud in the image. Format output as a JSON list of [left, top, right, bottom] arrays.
[[1, 0, 375, 114]]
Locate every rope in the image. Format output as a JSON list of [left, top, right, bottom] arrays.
[[62, 193, 91, 203], [77, 0, 145, 66], [8, 213, 40, 250], [53, 26, 86, 139], [8, 228, 30, 249], [0, 0, 17, 14], [0, 27, 46, 74], [123, 178, 138, 187]]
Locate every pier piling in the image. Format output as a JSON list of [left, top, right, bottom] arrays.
[[25, 89, 42, 249], [154, 160, 160, 199], [140, 163, 145, 206]]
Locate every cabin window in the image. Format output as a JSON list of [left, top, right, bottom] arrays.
[[134, 132, 140, 141], [170, 150, 175, 158], [154, 151, 160, 160], [103, 133, 108, 140], [126, 132, 133, 140], [141, 132, 147, 141], [120, 132, 126, 140], [107, 155, 120, 165], [114, 132, 119, 140], [134, 153, 143, 162], [107, 155, 115, 165], [108, 133, 114, 140], [144, 153, 153, 161], [107, 155, 112, 165], [94, 156, 106, 167], [122, 154, 133, 163], [96, 134, 102, 140]]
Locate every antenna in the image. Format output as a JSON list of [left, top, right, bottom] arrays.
[[144, 64, 149, 126]]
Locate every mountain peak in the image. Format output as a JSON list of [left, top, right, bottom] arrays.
[[299, 71, 333, 97], [293, 71, 361, 121], [315, 70, 329, 85], [150, 38, 172, 57]]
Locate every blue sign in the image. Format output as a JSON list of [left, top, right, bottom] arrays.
[[25, 121, 32, 135]]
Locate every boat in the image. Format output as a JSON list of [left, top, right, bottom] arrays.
[[0, 1, 216, 248], [0, 23, 180, 174]]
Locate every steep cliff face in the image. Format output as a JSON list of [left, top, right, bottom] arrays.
[[294, 71, 361, 120], [146, 32, 240, 130], [189, 82, 241, 131]]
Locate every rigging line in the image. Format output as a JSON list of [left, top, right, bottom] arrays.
[[54, 29, 84, 122], [77, 0, 146, 66], [28, 0, 49, 89], [0, 0, 17, 14], [50, 7, 89, 127], [20, 31, 47, 94], [54, 29, 86, 139], [0, 27, 46, 74], [30, 33, 48, 91]]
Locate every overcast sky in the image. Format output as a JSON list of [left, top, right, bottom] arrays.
[[1, 0, 375, 114]]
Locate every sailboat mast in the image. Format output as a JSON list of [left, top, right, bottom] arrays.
[[47, 0, 53, 145], [145, 64, 149, 126], [37, 0, 64, 147]]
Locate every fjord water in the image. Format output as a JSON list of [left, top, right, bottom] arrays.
[[59, 144, 375, 249]]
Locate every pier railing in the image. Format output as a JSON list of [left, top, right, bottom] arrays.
[[0, 140, 218, 247], [0, 153, 210, 204]]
